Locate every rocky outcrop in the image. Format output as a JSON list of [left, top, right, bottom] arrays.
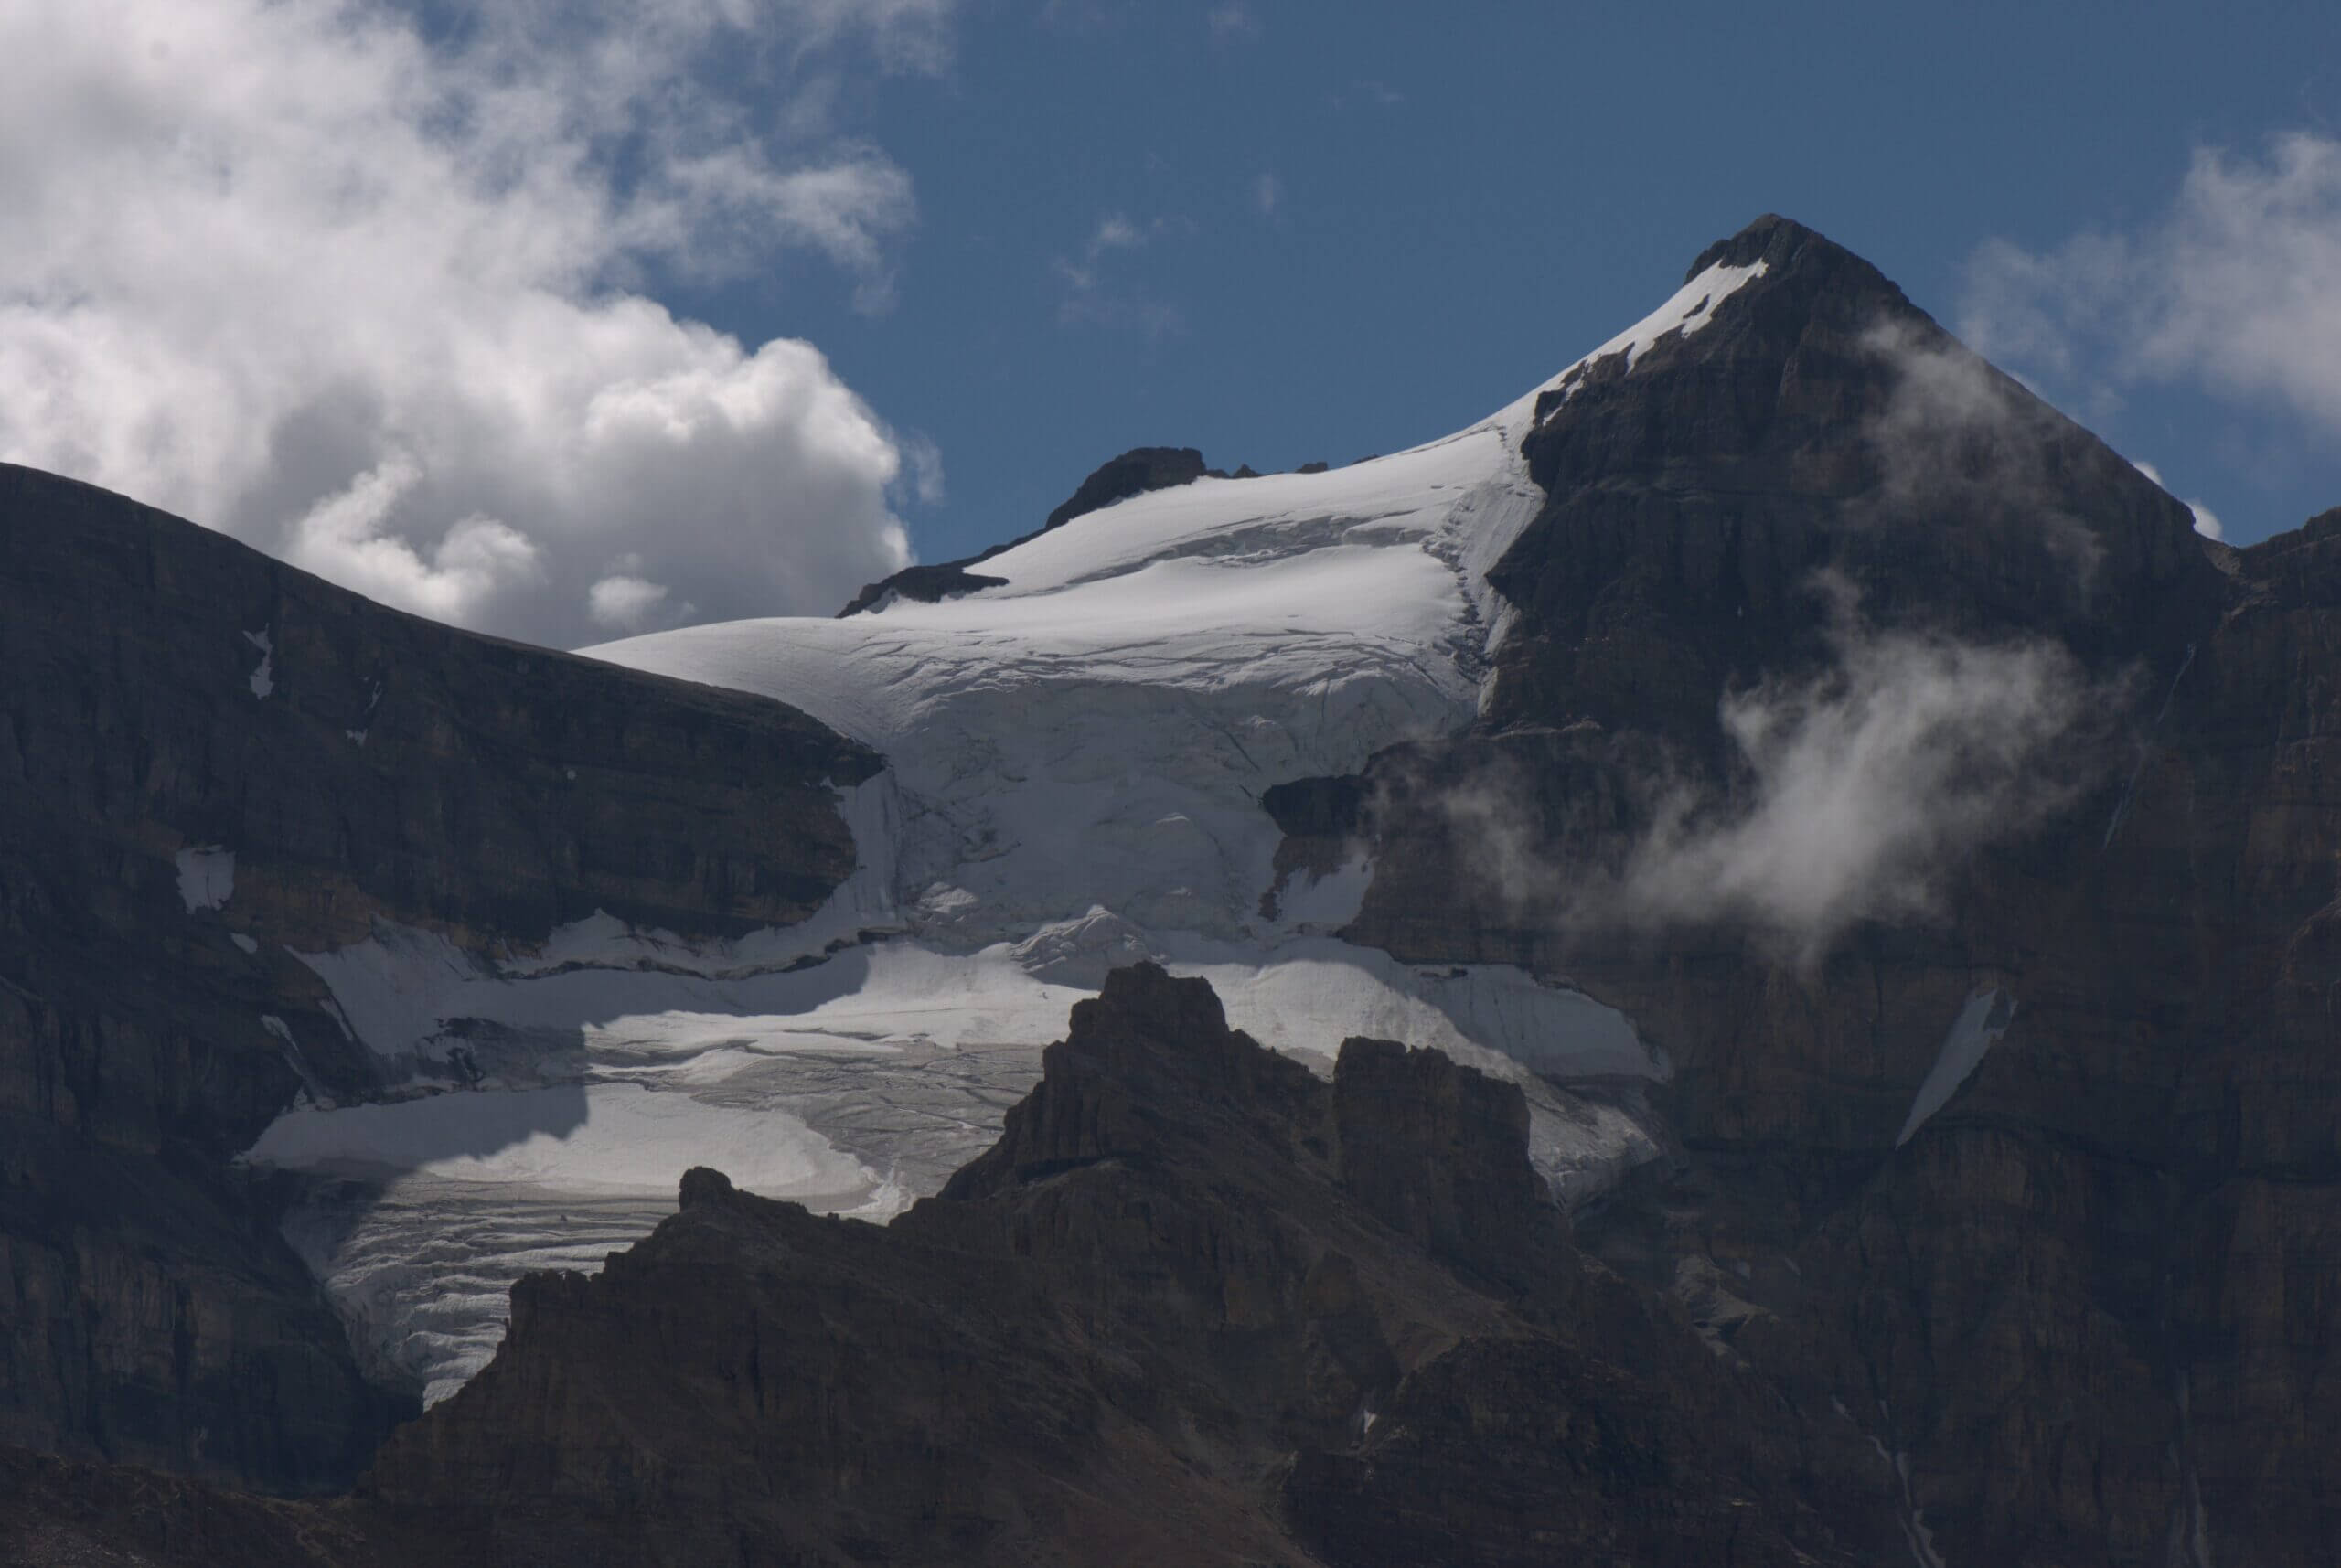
[[1042, 446, 1209, 533], [838, 445, 1209, 617], [1308, 218, 2341, 1565], [0, 464, 880, 1492], [832, 560, 1010, 615], [347, 964, 1890, 1566]]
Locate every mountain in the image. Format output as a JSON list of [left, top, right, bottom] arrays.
[[243, 274, 1675, 1410], [1329, 219, 2336, 1565], [5, 965, 1906, 1566], [2, 215, 2337, 1565], [0, 463, 876, 1487]]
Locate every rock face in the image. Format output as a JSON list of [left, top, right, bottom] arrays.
[[0, 464, 879, 1492], [353, 964, 1887, 1566], [1041, 445, 1209, 533], [837, 445, 1207, 615], [831, 560, 1011, 615], [1309, 219, 2341, 1565], [1487, 215, 2218, 744]]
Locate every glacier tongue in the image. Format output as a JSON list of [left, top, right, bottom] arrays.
[[248, 347, 1693, 1406]]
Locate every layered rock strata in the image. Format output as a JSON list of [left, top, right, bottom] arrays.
[[0, 464, 878, 1491], [1315, 219, 2341, 1565]]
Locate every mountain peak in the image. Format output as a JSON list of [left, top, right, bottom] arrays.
[[1684, 212, 1891, 293], [1487, 212, 2222, 739]]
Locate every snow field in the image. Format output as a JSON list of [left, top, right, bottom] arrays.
[[242, 263, 1771, 1404]]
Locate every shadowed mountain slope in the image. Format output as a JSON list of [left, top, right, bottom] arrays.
[[0, 464, 878, 1491], [1307, 217, 2339, 1566], [5, 965, 1898, 1566]]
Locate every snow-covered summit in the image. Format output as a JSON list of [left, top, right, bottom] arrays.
[[586, 253, 1769, 950]]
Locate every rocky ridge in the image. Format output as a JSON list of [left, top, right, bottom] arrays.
[[836, 444, 1319, 615], [6, 964, 1899, 1566], [1303, 217, 2340, 1565], [0, 464, 879, 1492], [835, 445, 1212, 615]]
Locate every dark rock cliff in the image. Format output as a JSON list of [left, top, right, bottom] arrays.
[[343, 964, 1887, 1566], [1310, 218, 2340, 1565], [1487, 213, 2218, 746], [7, 965, 1894, 1563], [0, 464, 880, 1493], [837, 445, 1208, 615], [1041, 446, 1210, 532]]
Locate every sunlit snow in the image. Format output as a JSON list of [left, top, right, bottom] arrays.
[[241, 276, 1775, 1404], [1533, 259, 1769, 410]]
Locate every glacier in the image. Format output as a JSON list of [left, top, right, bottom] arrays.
[[241, 259, 1768, 1404]]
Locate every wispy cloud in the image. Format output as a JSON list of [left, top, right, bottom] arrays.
[[1962, 131, 2341, 440], [1615, 581, 2109, 963], [1860, 319, 2109, 589], [1095, 214, 1146, 251], [1430, 580, 2115, 967], [1053, 211, 1184, 337], [1331, 78, 1405, 109], [1206, 3, 1258, 44], [1036, 0, 1132, 33], [0, 0, 957, 647]]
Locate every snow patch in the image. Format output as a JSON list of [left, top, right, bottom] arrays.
[[1166, 934, 1660, 1082], [247, 1081, 873, 1198], [175, 847, 235, 912], [290, 923, 481, 1065], [1268, 852, 1373, 934], [1009, 906, 1160, 988], [1531, 259, 1769, 418], [260, 1013, 330, 1105], [1897, 987, 2016, 1146], [231, 933, 260, 955], [1895, 1450, 1950, 1568], [243, 628, 273, 698]]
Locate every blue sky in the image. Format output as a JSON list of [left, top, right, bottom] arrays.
[[719, 1, 2341, 563], [6, 1, 2341, 642]]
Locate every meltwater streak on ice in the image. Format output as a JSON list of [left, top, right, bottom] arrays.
[[245, 261, 1763, 1404]]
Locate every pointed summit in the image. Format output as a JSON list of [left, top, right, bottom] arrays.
[[1684, 212, 1889, 285], [1485, 216, 2222, 735]]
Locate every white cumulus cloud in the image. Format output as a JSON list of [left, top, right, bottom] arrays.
[[0, 0, 948, 646], [1962, 131, 2341, 443]]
